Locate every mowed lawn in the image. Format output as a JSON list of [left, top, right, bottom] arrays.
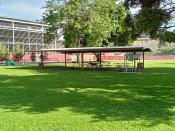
[[0, 61, 175, 131]]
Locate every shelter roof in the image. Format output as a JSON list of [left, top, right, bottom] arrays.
[[29, 46, 151, 53]]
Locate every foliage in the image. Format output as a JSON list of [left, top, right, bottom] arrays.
[[44, 0, 175, 46], [107, 13, 138, 45], [0, 44, 8, 61], [159, 31, 175, 44], [158, 43, 175, 55], [136, 8, 170, 38], [44, 0, 127, 47], [43, 0, 60, 44], [124, 0, 175, 39], [13, 43, 24, 62]]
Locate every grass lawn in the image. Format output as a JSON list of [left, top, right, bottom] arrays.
[[0, 60, 175, 131]]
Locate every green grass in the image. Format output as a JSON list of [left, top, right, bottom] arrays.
[[0, 60, 175, 131]]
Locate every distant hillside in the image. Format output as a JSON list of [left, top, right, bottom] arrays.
[[133, 39, 159, 52]]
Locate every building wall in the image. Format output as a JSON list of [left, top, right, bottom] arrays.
[[0, 16, 63, 53]]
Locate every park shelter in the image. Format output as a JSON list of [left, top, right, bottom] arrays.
[[29, 46, 151, 71]]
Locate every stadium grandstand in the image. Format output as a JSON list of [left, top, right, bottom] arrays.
[[0, 16, 63, 53]]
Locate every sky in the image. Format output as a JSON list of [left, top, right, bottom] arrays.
[[0, 0, 46, 21]]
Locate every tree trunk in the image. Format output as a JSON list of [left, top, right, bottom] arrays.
[[77, 35, 81, 47], [94, 53, 100, 62]]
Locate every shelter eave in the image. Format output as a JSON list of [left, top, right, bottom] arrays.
[[28, 46, 152, 53]]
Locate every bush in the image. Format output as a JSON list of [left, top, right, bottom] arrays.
[[0, 44, 8, 61], [158, 43, 175, 55], [13, 43, 24, 62]]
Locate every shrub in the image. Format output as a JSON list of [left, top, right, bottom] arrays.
[[13, 43, 24, 62], [0, 44, 8, 61], [159, 43, 175, 55]]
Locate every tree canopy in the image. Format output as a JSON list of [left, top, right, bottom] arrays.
[[125, 0, 175, 41], [44, 0, 175, 47], [44, 0, 128, 47]]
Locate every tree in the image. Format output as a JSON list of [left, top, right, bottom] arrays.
[[13, 43, 24, 63], [44, 0, 127, 47], [107, 13, 138, 45], [159, 31, 175, 44], [0, 44, 8, 61], [124, 0, 175, 40], [43, 0, 61, 44]]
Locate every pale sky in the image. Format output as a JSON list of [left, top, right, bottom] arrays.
[[0, 0, 46, 21]]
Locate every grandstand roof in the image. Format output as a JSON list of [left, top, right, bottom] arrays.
[[0, 16, 47, 26]]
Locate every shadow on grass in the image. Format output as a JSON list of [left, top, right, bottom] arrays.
[[0, 66, 175, 127]]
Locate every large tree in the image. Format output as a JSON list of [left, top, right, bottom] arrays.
[[44, 0, 127, 47], [107, 12, 138, 46], [124, 0, 175, 41], [44, 0, 175, 46]]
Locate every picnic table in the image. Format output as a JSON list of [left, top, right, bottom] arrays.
[[88, 62, 111, 69], [88, 62, 99, 69]]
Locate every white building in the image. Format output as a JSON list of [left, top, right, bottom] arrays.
[[0, 16, 63, 53]]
